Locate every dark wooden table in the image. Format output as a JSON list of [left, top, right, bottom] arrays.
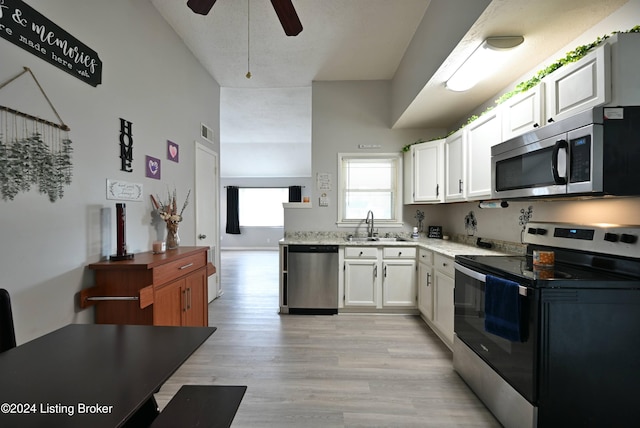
[[0, 324, 216, 427]]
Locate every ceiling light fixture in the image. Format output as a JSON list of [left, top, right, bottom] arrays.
[[246, 0, 252, 79], [445, 36, 524, 92]]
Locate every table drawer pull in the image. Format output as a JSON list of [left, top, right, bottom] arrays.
[[86, 296, 139, 302], [179, 263, 194, 270]]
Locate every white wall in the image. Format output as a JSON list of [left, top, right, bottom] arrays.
[[285, 80, 442, 234], [0, 0, 220, 343]]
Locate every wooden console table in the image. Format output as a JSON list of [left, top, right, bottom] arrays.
[[82, 246, 215, 326]]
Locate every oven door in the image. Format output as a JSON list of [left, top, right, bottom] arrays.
[[454, 262, 539, 404]]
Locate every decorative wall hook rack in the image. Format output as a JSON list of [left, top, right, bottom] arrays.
[[0, 66, 70, 131]]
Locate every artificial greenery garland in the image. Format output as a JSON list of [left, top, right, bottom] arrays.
[[402, 25, 640, 152]]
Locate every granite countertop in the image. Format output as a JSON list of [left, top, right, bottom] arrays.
[[279, 234, 520, 258]]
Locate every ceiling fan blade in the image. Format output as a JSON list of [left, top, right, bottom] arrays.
[[270, 0, 303, 36], [187, 0, 217, 15]]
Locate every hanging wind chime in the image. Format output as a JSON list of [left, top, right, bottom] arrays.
[[0, 67, 73, 202]]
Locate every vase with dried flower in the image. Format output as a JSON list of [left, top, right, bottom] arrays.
[[155, 189, 190, 249]]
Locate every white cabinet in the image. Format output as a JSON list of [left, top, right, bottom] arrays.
[[502, 84, 544, 140], [417, 248, 434, 320], [404, 139, 445, 204], [382, 247, 416, 308], [343, 247, 379, 308], [445, 129, 466, 202], [342, 246, 417, 310], [344, 260, 378, 307], [544, 43, 610, 124], [432, 253, 455, 349], [465, 109, 501, 201]]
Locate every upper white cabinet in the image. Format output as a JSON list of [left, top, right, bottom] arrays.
[[445, 129, 466, 202], [402, 33, 640, 206], [404, 139, 445, 204], [465, 109, 501, 200], [543, 43, 610, 124], [502, 84, 544, 141]]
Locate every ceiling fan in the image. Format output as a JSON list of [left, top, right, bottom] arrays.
[[186, 0, 303, 36]]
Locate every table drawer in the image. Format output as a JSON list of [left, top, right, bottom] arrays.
[[434, 253, 454, 277], [153, 252, 207, 285], [344, 247, 378, 259], [418, 248, 433, 265], [382, 247, 416, 259]]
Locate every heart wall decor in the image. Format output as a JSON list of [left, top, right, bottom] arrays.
[[167, 140, 179, 163], [145, 155, 161, 180]]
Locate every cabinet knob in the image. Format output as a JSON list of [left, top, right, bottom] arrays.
[[198, 234, 207, 240], [359, 251, 363, 256]]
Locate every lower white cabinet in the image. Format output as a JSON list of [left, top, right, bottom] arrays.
[[343, 247, 379, 308], [342, 246, 416, 310], [417, 248, 434, 320], [432, 253, 455, 349], [382, 247, 416, 308], [344, 259, 378, 307]]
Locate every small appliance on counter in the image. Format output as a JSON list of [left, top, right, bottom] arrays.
[[453, 221, 640, 427]]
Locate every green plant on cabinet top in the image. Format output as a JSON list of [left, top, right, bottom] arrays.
[[402, 25, 640, 152]]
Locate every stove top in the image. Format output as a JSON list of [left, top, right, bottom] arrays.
[[455, 222, 640, 288], [460, 254, 638, 282]]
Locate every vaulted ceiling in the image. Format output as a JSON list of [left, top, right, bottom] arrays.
[[149, 0, 630, 176]]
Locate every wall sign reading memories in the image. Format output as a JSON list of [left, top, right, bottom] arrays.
[[0, 0, 102, 86]]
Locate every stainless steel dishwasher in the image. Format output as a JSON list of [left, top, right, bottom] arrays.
[[287, 245, 339, 314]]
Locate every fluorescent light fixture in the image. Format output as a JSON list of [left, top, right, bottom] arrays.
[[446, 36, 524, 92]]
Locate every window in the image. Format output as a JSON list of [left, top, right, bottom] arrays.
[[239, 188, 289, 227], [338, 153, 403, 226]]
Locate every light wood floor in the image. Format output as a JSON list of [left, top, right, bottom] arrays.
[[156, 250, 501, 427]]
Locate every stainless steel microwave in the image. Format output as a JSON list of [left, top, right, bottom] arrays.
[[491, 106, 640, 200]]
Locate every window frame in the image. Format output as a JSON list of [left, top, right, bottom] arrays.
[[336, 152, 403, 228]]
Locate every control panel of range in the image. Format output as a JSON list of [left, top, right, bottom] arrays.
[[524, 221, 640, 258]]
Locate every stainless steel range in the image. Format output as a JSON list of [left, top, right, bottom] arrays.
[[453, 222, 640, 428]]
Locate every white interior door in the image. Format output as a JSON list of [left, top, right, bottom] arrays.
[[195, 142, 220, 302]]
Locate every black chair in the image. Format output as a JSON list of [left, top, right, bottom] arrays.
[[0, 288, 17, 353]]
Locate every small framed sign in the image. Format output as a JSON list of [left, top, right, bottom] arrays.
[[167, 140, 179, 163], [428, 225, 443, 239], [145, 155, 161, 180]]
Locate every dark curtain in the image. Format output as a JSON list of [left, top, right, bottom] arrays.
[[225, 186, 241, 234], [288, 185, 302, 202]]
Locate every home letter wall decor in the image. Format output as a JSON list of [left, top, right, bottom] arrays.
[[119, 118, 133, 172]]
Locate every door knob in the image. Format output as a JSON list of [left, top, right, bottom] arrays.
[[198, 234, 207, 240]]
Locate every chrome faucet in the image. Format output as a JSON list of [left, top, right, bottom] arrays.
[[365, 210, 374, 238]]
